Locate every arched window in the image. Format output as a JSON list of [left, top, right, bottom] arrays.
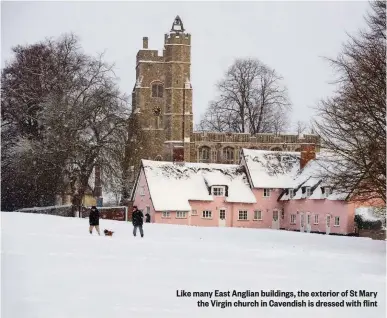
[[152, 82, 164, 98], [295, 148, 301, 152], [223, 147, 234, 164], [199, 146, 211, 163], [155, 155, 162, 161]]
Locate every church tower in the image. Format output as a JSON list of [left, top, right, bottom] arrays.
[[131, 16, 193, 162]]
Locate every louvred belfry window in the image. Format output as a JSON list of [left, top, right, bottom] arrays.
[[152, 83, 163, 98]]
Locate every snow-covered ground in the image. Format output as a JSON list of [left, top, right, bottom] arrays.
[[1, 212, 386, 318]]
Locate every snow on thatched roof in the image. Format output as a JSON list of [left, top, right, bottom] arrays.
[[141, 160, 256, 211], [241, 149, 349, 201], [241, 149, 301, 189]]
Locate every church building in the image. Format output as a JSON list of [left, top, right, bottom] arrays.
[[131, 16, 320, 164]]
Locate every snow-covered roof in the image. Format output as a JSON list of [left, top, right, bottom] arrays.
[[355, 207, 384, 222], [242, 149, 301, 189], [241, 148, 349, 201], [141, 160, 256, 211]]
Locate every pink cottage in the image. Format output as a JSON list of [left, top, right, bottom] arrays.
[[132, 148, 360, 235]]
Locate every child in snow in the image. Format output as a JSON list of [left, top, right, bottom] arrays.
[[145, 212, 151, 223], [89, 206, 100, 235]]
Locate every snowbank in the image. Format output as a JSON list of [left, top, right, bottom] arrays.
[[2, 212, 385, 318]]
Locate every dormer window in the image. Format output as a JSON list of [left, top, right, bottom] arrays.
[[212, 186, 225, 196], [289, 189, 295, 199], [305, 187, 311, 197], [323, 187, 331, 198]]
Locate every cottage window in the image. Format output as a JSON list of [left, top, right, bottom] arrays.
[[314, 214, 319, 224], [199, 146, 210, 163], [162, 211, 170, 218], [202, 210, 212, 219], [307, 214, 311, 225], [238, 210, 248, 220], [324, 187, 331, 198], [254, 210, 262, 220], [176, 211, 187, 218], [289, 189, 294, 199], [151, 83, 163, 98], [263, 188, 271, 197], [212, 186, 224, 196], [290, 214, 296, 224], [334, 216, 340, 226], [222, 147, 234, 164], [139, 186, 145, 196], [191, 209, 198, 215], [305, 187, 311, 197]]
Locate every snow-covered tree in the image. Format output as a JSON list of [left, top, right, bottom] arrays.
[[1, 33, 130, 211]]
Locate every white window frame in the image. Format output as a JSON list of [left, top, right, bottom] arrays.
[[290, 214, 296, 224], [307, 213, 311, 225], [289, 189, 294, 199], [202, 210, 212, 219], [162, 211, 170, 218], [139, 186, 145, 196], [334, 216, 340, 227], [263, 188, 271, 197], [324, 187, 331, 198], [176, 211, 187, 219], [191, 209, 198, 216], [238, 210, 248, 220], [253, 210, 262, 220], [212, 186, 225, 196], [305, 187, 311, 197], [314, 214, 319, 224], [146, 206, 150, 214]]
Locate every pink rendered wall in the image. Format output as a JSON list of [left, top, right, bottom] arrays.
[[133, 169, 156, 223], [282, 199, 354, 235], [242, 188, 284, 229], [188, 198, 254, 228], [133, 165, 358, 235]]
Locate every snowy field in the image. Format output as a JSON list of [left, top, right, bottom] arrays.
[[1, 212, 386, 318]]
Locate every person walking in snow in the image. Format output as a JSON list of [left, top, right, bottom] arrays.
[[132, 206, 144, 237], [89, 206, 100, 235], [145, 211, 151, 223]]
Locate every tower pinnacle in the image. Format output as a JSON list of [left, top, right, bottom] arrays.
[[171, 15, 185, 33]]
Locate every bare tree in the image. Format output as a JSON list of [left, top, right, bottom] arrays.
[[313, 1, 386, 203], [295, 120, 308, 135], [199, 58, 291, 134], [1, 33, 130, 211]]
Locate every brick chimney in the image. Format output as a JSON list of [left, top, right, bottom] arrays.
[[300, 144, 316, 169], [142, 37, 148, 49]]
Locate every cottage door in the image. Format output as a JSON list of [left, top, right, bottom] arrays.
[[300, 212, 305, 232], [219, 209, 226, 227], [326, 215, 331, 235], [272, 210, 279, 230], [306, 213, 311, 233]]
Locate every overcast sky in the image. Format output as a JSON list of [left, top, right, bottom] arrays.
[[1, 1, 370, 131]]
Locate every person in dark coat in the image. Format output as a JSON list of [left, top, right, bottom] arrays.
[[89, 206, 100, 235], [132, 206, 144, 237], [145, 212, 151, 223]]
